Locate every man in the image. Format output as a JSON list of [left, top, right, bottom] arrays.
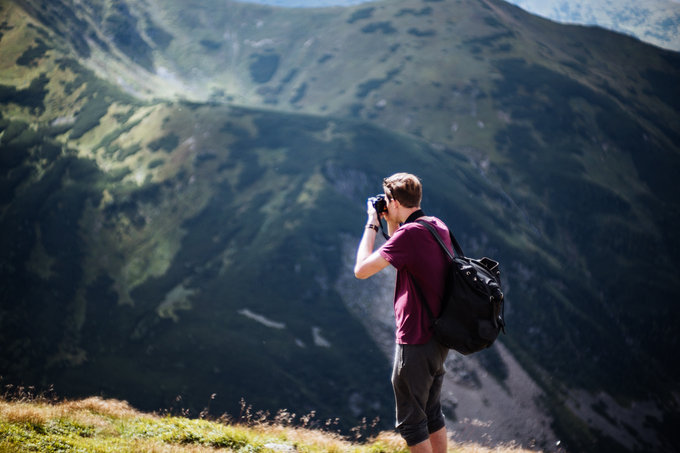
[[354, 172, 453, 453]]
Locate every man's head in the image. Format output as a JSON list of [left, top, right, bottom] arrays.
[[383, 173, 422, 208]]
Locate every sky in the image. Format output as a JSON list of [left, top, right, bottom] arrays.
[[502, 0, 680, 51]]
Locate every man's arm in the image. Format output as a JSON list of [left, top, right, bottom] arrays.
[[354, 201, 390, 279], [354, 233, 390, 279]]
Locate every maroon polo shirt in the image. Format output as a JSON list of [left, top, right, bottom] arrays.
[[379, 217, 453, 344]]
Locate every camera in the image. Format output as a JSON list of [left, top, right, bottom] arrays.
[[368, 194, 388, 214]]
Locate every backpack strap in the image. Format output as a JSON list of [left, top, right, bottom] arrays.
[[411, 219, 459, 323], [416, 220, 465, 259]]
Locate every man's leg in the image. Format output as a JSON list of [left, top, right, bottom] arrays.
[[407, 427, 447, 453], [393, 340, 449, 450], [429, 426, 448, 453], [408, 438, 433, 453]]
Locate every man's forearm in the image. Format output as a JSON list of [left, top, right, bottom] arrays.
[[355, 226, 377, 270], [354, 205, 390, 279]]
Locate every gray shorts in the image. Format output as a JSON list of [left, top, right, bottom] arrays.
[[391, 337, 449, 446]]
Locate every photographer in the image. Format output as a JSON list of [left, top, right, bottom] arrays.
[[354, 173, 453, 453]]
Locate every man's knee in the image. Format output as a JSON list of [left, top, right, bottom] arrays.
[[397, 419, 430, 447], [427, 414, 446, 436], [425, 398, 446, 434]]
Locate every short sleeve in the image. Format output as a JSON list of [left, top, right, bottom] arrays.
[[379, 226, 413, 270]]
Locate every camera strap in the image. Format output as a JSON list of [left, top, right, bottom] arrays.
[[377, 217, 390, 241], [378, 209, 425, 241]]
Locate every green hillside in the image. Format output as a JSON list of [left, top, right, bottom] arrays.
[[1, 0, 679, 451]]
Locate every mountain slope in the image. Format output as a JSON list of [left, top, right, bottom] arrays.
[[1, 0, 679, 452]]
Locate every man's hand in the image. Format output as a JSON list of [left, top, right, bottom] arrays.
[[366, 199, 380, 227], [354, 199, 390, 279]]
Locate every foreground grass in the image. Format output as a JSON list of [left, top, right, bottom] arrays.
[[0, 396, 534, 452]]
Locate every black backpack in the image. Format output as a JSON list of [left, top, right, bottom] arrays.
[[414, 220, 506, 355]]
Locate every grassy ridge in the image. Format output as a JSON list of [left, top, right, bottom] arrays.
[[0, 395, 534, 453]]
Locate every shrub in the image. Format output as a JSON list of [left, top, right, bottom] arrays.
[[148, 133, 179, 152], [249, 53, 280, 84]]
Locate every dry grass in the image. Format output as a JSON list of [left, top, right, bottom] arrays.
[[0, 394, 538, 452], [0, 396, 136, 424]]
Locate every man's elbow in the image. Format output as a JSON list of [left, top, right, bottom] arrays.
[[354, 265, 369, 280]]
